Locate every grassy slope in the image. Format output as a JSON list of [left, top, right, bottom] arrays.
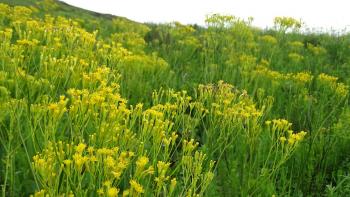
[[0, 0, 145, 37], [0, 0, 119, 19]]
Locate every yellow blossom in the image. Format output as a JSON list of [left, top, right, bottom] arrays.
[[130, 180, 144, 194], [75, 143, 86, 154], [107, 187, 119, 197]]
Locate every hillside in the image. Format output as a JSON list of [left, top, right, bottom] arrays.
[[0, 0, 147, 37]]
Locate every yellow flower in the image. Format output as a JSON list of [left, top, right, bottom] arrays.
[[144, 166, 155, 175], [292, 72, 313, 84], [170, 178, 177, 192], [335, 84, 348, 97], [318, 73, 338, 83], [104, 180, 112, 187], [75, 143, 86, 154], [128, 151, 135, 157], [130, 180, 144, 194], [105, 156, 116, 168], [112, 171, 122, 179], [32, 189, 46, 197], [97, 188, 104, 196], [157, 161, 171, 175], [97, 148, 114, 155], [89, 156, 98, 162], [288, 138, 295, 145], [48, 103, 58, 111], [63, 159, 72, 166], [73, 154, 88, 169], [136, 156, 149, 168], [107, 187, 119, 197], [87, 147, 94, 154], [274, 16, 302, 30]]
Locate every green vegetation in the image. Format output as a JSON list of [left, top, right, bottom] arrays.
[[0, 0, 350, 196]]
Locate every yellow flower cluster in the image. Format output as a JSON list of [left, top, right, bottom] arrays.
[[266, 119, 307, 146], [284, 130, 307, 145], [129, 179, 144, 194], [0, 28, 13, 42], [253, 66, 286, 81], [205, 14, 236, 28], [83, 66, 111, 83], [289, 72, 313, 84], [47, 95, 68, 119], [274, 16, 302, 31], [266, 119, 292, 131], [317, 73, 349, 97], [254, 65, 314, 86], [16, 38, 40, 47], [32, 142, 137, 194], [318, 73, 338, 83]]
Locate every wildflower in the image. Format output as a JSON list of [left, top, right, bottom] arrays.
[[97, 189, 104, 196], [136, 156, 149, 169], [130, 180, 144, 194], [32, 189, 46, 197], [104, 180, 112, 187], [291, 72, 313, 84], [73, 154, 88, 169], [105, 156, 116, 168], [63, 159, 72, 166], [16, 39, 40, 46], [135, 103, 143, 109], [288, 138, 295, 145], [144, 166, 155, 175], [298, 131, 307, 139], [87, 147, 94, 154], [274, 16, 302, 31], [318, 73, 338, 83], [75, 143, 86, 154], [335, 83, 349, 97], [97, 148, 114, 155], [89, 156, 98, 162], [171, 132, 178, 143], [111, 171, 122, 179], [48, 103, 59, 112], [163, 138, 170, 146], [170, 178, 177, 193], [183, 139, 199, 154], [128, 151, 135, 157], [107, 187, 119, 197]]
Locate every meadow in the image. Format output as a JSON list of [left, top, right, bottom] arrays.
[[0, 1, 350, 196]]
